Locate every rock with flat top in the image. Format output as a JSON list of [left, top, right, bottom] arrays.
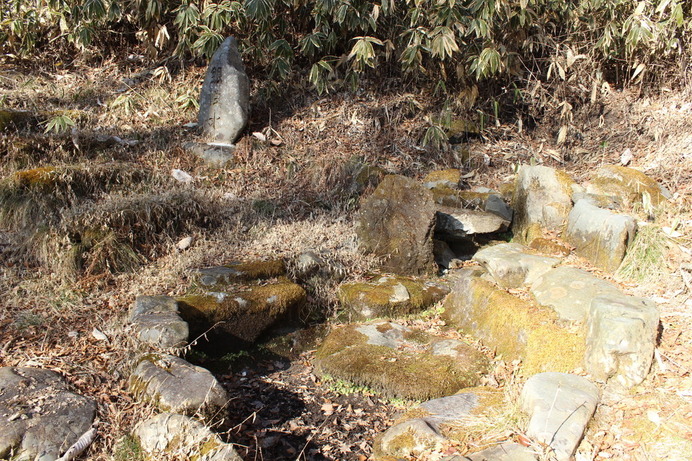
[[130, 295, 189, 348], [0, 367, 96, 461], [473, 243, 560, 289], [435, 207, 509, 240]]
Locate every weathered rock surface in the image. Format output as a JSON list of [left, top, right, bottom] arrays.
[[358, 175, 437, 275], [585, 294, 659, 387], [133, 413, 241, 460], [442, 269, 585, 375], [435, 207, 509, 240], [464, 442, 538, 461], [587, 165, 670, 208], [564, 199, 637, 272], [0, 367, 96, 461], [129, 295, 189, 348], [194, 259, 285, 286], [338, 274, 450, 321], [521, 372, 599, 461], [423, 169, 462, 189], [512, 165, 577, 242], [530, 267, 621, 323], [130, 354, 228, 415], [433, 239, 461, 270], [198, 37, 250, 144], [177, 278, 306, 343], [315, 320, 489, 400], [182, 141, 236, 167], [373, 387, 504, 460], [473, 243, 560, 289]]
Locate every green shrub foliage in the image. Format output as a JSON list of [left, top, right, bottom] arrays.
[[2, 0, 689, 92]]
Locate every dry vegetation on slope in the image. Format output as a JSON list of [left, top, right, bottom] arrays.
[[1, 52, 692, 460]]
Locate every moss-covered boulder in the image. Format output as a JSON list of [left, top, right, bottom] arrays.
[[357, 175, 437, 276], [423, 169, 462, 190], [512, 165, 578, 243], [587, 165, 670, 208], [315, 320, 489, 400], [177, 278, 306, 343], [338, 274, 450, 321], [194, 259, 286, 287], [442, 269, 586, 376]]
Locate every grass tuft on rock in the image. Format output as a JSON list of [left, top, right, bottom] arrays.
[[617, 224, 673, 284]]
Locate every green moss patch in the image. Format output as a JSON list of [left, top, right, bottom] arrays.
[[315, 321, 489, 400], [590, 165, 669, 208], [338, 274, 450, 321], [442, 274, 585, 376]]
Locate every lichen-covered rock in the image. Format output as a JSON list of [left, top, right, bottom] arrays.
[[198, 37, 250, 144], [423, 169, 462, 189], [512, 165, 577, 242], [194, 259, 286, 286], [442, 269, 585, 376], [564, 199, 637, 272], [527, 237, 571, 257], [133, 413, 242, 461], [339, 274, 450, 321], [177, 278, 306, 343], [129, 354, 228, 415], [587, 165, 670, 208], [358, 175, 437, 276], [473, 243, 560, 289], [521, 372, 599, 461], [373, 387, 506, 460], [129, 296, 189, 348], [315, 320, 489, 400], [585, 294, 659, 387], [530, 267, 621, 323], [0, 367, 96, 461], [435, 207, 509, 240]]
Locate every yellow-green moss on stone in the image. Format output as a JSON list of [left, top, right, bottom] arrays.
[[423, 169, 462, 189], [442, 276, 585, 376], [590, 165, 669, 208]]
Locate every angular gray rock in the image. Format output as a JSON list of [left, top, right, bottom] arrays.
[[484, 193, 513, 222], [521, 372, 599, 461], [183, 141, 236, 167], [357, 175, 437, 275], [473, 243, 560, 288], [530, 267, 621, 323], [133, 413, 241, 461], [564, 199, 637, 272], [129, 295, 189, 348], [129, 354, 228, 415], [198, 37, 250, 144], [0, 367, 96, 461], [465, 442, 538, 461], [435, 207, 509, 240], [585, 294, 659, 387], [512, 165, 577, 241]]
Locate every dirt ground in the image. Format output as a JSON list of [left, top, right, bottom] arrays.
[[1, 59, 691, 461]]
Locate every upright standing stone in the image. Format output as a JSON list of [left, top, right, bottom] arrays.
[[564, 199, 637, 272], [198, 37, 250, 144], [357, 175, 437, 275], [585, 294, 659, 387]]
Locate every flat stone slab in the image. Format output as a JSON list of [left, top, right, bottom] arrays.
[[338, 274, 450, 321], [587, 165, 670, 208], [177, 278, 306, 343], [473, 243, 560, 288], [194, 259, 286, 286], [130, 354, 228, 415], [373, 387, 504, 459], [435, 207, 509, 240], [564, 199, 637, 272], [442, 269, 585, 376], [0, 367, 96, 461], [465, 442, 538, 461], [357, 174, 437, 276], [585, 294, 659, 387], [134, 413, 241, 461], [530, 267, 621, 323], [521, 372, 599, 461], [315, 320, 489, 400], [183, 142, 236, 167], [129, 295, 189, 348]]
